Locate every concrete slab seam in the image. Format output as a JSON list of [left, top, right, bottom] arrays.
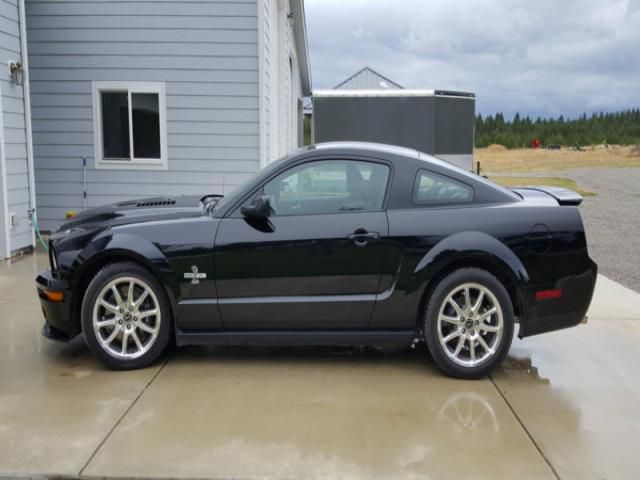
[[489, 375, 561, 480], [78, 359, 169, 478]]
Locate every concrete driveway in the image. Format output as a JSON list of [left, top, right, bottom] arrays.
[[1, 250, 639, 479]]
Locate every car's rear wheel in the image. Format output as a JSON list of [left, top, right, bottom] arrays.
[[424, 268, 514, 379], [81, 262, 171, 369]]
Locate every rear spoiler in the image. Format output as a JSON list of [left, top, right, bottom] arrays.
[[523, 186, 583, 206]]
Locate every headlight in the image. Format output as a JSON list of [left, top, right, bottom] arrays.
[[49, 243, 58, 273]]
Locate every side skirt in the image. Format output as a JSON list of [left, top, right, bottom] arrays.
[[175, 330, 417, 348]]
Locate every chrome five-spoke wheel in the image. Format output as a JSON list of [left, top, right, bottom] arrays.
[[92, 276, 161, 360], [437, 283, 504, 367]]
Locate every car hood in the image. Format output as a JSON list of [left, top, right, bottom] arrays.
[[53, 195, 211, 233]]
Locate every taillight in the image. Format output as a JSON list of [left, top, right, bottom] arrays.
[[536, 288, 562, 300]]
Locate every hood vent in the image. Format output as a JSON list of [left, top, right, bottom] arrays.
[[136, 198, 176, 208]]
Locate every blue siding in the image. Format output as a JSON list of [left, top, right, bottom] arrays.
[[26, 0, 261, 231], [1, 0, 32, 253]]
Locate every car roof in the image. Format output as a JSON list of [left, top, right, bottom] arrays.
[[296, 141, 472, 177], [298, 141, 466, 171], [300, 141, 421, 160], [295, 142, 520, 205]]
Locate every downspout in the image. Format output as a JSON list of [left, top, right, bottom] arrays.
[[0, 88, 11, 258], [18, 0, 37, 248]]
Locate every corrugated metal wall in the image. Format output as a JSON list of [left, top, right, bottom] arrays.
[[0, 0, 32, 253], [26, 0, 262, 231]]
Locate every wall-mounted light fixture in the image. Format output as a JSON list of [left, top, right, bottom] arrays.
[[9, 61, 24, 86], [287, 12, 294, 27]]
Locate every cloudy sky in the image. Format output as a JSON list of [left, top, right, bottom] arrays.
[[305, 0, 640, 119]]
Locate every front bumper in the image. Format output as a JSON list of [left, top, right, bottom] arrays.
[[36, 269, 77, 341], [518, 260, 598, 337]]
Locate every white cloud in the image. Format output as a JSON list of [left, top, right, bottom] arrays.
[[305, 0, 640, 117]]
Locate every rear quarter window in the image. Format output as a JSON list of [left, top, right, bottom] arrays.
[[413, 170, 473, 205]]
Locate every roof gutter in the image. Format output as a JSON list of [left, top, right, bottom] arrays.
[[313, 89, 476, 99], [290, 0, 311, 96]]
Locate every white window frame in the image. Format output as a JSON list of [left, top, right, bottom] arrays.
[[92, 81, 167, 170]]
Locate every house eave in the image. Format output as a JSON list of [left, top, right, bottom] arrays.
[[290, 0, 311, 96]]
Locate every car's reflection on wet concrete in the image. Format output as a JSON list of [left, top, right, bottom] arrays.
[[81, 344, 555, 479], [1, 250, 639, 479]]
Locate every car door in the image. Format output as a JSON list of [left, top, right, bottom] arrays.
[[214, 158, 392, 330]]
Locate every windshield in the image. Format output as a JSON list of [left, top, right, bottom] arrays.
[[213, 153, 292, 212]]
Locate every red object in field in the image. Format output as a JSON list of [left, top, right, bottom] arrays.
[[531, 138, 541, 149], [536, 288, 563, 300]]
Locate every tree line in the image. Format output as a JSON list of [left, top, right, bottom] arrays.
[[475, 108, 640, 149]]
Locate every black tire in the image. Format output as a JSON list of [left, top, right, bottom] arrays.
[[424, 268, 514, 379], [81, 262, 171, 370]]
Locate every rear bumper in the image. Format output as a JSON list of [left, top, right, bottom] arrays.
[[518, 260, 598, 337], [36, 269, 77, 341]]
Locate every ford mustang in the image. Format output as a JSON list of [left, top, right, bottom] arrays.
[[36, 142, 597, 378]]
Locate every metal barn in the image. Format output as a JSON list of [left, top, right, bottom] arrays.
[[312, 89, 476, 171]]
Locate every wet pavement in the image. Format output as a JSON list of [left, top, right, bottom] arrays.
[[1, 250, 639, 479]]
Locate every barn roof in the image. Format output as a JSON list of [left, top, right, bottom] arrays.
[[334, 66, 403, 90]]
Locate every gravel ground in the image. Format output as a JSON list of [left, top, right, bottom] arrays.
[[569, 168, 640, 293]]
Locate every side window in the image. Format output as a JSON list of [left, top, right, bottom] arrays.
[[262, 160, 389, 216], [93, 81, 167, 170], [413, 170, 473, 204]]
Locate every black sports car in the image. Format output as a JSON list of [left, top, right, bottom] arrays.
[[37, 142, 597, 378]]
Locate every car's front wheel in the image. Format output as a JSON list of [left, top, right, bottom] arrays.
[[424, 268, 514, 379], [81, 262, 171, 369]]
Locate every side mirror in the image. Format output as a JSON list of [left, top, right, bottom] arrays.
[[241, 195, 272, 218]]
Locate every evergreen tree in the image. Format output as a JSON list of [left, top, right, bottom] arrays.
[[475, 108, 640, 148]]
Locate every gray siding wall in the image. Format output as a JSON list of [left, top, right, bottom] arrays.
[[1, 0, 32, 252], [26, 0, 261, 231]]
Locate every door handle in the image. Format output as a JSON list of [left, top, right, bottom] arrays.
[[348, 229, 380, 247]]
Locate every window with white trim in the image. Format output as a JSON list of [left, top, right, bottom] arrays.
[[93, 82, 167, 169]]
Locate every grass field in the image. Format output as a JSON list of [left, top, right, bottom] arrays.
[[476, 145, 640, 174], [489, 176, 595, 196], [476, 144, 640, 194]]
